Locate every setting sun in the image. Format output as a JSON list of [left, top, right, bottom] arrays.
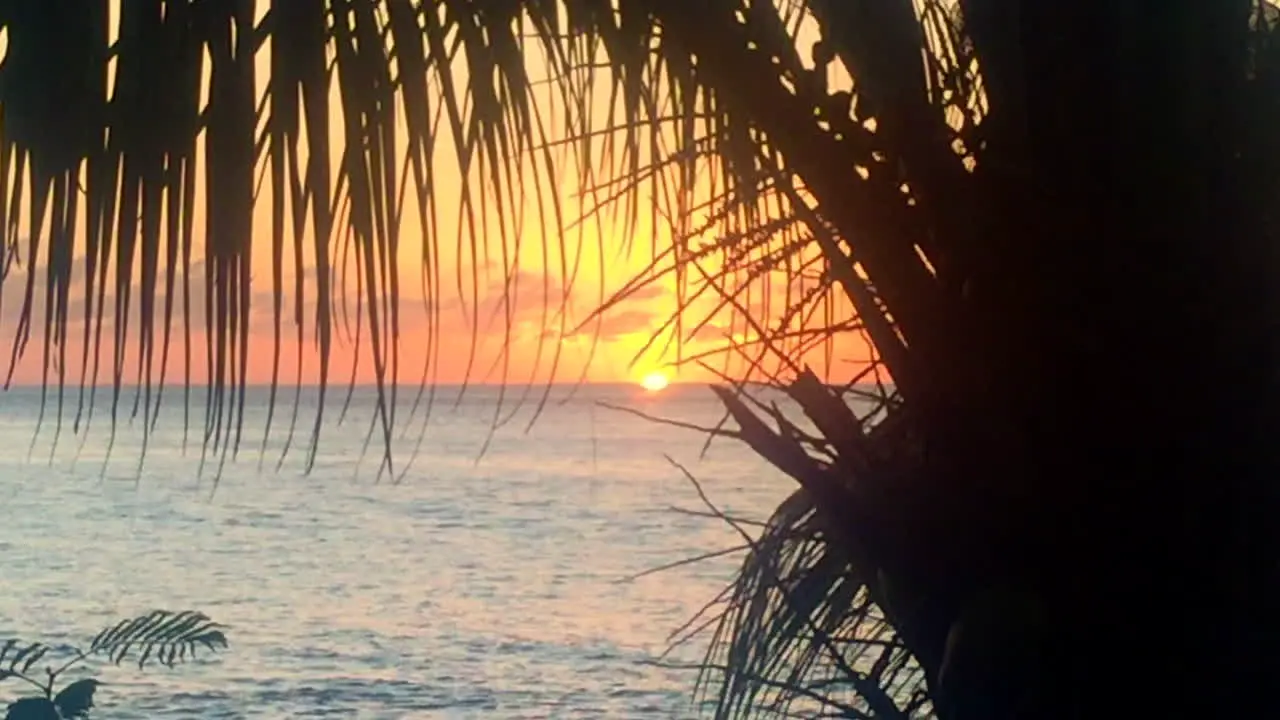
[[640, 372, 670, 392]]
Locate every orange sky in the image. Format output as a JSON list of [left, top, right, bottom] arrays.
[[0, 7, 875, 390]]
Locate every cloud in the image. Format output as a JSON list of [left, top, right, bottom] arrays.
[[625, 284, 666, 301], [579, 309, 657, 341], [689, 322, 730, 342]]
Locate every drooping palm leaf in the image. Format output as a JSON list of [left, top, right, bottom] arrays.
[[0, 0, 974, 468], [0, 0, 936, 474], [679, 376, 936, 719], [695, 487, 928, 719], [0, 1, 716, 476]]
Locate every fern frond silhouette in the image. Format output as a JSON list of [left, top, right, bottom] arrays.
[[89, 610, 228, 669], [1, 610, 228, 720]]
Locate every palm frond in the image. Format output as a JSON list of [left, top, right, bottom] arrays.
[[88, 610, 227, 669], [0, 0, 719, 476], [691, 443, 929, 718], [0, 0, 936, 474]]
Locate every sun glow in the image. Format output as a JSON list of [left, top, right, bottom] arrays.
[[640, 371, 670, 392]]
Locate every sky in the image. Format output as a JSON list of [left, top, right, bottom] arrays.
[[0, 4, 874, 390]]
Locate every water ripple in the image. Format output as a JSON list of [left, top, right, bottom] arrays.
[[0, 386, 796, 717]]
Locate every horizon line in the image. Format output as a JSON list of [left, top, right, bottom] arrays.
[[0, 379, 889, 390]]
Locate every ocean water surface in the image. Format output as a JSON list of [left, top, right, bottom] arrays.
[[0, 384, 793, 718]]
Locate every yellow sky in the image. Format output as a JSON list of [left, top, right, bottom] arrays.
[[0, 4, 875, 389]]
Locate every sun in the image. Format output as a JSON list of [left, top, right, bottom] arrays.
[[640, 371, 670, 392]]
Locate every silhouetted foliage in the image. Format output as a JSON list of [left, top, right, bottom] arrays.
[[668, 2, 1280, 718], [1, 610, 227, 719], [4, 2, 1280, 718]]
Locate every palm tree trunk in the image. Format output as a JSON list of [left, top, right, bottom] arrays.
[[945, 4, 1280, 715]]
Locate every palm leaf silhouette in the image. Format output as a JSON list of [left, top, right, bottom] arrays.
[[88, 610, 227, 669], [0, 0, 724, 478], [701, 491, 925, 719], [0, 1, 864, 478]]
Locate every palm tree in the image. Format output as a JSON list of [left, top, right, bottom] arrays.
[[2, 1, 1279, 717]]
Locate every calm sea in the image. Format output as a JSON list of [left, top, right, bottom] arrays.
[[0, 384, 793, 718]]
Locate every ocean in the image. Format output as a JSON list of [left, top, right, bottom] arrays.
[[0, 384, 794, 718]]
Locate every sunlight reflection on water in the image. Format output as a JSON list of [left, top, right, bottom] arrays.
[[0, 385, 793, 718]]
